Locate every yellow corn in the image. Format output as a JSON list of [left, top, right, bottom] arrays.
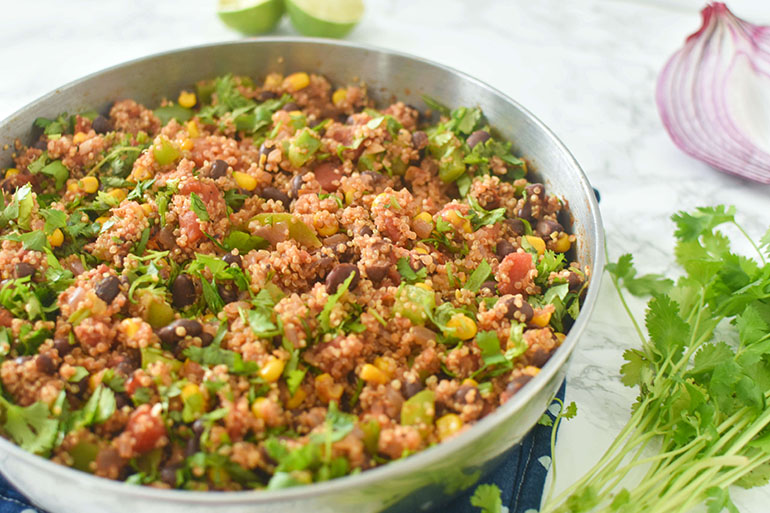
[[332, 88, 347, 106], [286, 387, 306, 409], [313, 213, 338, 237], [80, 176, 99, 194], [181, 383, 201, 402], [180, 138, 193, 151], [4, 168, 18, 179], [67, 181, 79, 194], [121, 318, 141, 338], [185, 120, 200, 138], [344, 189, 355, 205], [446, 313, 477, 340], [414, 212, 432, 223], [72, 132, 88, 145], [461, 378, 478, 387], [130, 166, 152, 182], [524, 235, 546, 256], [524, 365, 541, 375], [315, 373, 344, 402], [414, 246, 429, 255], [107, 188, 127, 202], [436, 413, 464, 441], [251, 397, 270, 418], [531, 309, 552, 328], [374, 357, 396, 378], [178, 91, 197, 109], [88, 371, 104, 393], [259, 358, 285, 383], [555, 332, 566, 343], [95, 216, 109, 225], [286, 72, 310, 91], [141, 203, 154, 216], [233, 171, 257, 191], [48, 228, 64, 248], [263, 73, 283, 89], [360, 363, 389, 385], [554, 233, 571, 253], [443, 209, 472, 233], [415, 282, 432, 292]]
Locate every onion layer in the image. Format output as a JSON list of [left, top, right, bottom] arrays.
[[656, 3, 770, 184]]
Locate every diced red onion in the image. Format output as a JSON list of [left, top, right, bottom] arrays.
[[656, 3, 770, 183]]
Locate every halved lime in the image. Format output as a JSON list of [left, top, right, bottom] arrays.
[[285, 0, 364, 38], [217, 0, 285, 35]]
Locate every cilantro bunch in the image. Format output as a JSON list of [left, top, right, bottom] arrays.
[[535, 206, 770, 513]]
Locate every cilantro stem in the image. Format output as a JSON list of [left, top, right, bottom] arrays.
[[604, 243, 647, 346], [86, 146, 142, 176], [732, 220, 766, 265]]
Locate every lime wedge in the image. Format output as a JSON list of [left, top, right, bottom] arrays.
[[217, 0, 285, 35], [285, 0, 364, 38]]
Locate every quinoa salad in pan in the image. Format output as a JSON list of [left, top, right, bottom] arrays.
[[0, 71, 588, 490]]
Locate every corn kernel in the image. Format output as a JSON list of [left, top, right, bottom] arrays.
[[263, 73, 283, 89], [178, 90, 197, 109], [531, 309, 552, 328], [107, 188, 127, 202], [95, 216, 109, 225], [251, 397, 270, 418], [414, 212, 432, 223], [374, 357, 396, 378], [4, 168, 18, 179], [524, 365, 541, 375], [332, 88, 348, 106], [443, 209, 472, 233], [233, 171, 257, 191], [446, 313, 477, 340], [286, 387, 306, 409], [461, 378, 478, 387], [344, 190, 355, 205], [360, 363, 389, 385], [436, 413, 464, 441], [130, 167, 153, 182], [88, 371, 104, 393], [72, 132, 88, 145], [313, 213, 338, 237], [48, 228, 64, 248], [181, 383, 201, 402], [121, 318, 141, 338], [286, 72, 310, 92], [555, 332, 567, 343], [80, 176, 99, 194], [180, 138, 193, 151], [524, 235, 546, 256], [259, 358, 285, 383], [554, 233, 571, 253], [415, 282, 432, 292], [141, 203, 154, 216], [185, 120, 200, 138], [414, 246, 429, 255], [67, 181, 79, 194], [315, 373, 344, 403]]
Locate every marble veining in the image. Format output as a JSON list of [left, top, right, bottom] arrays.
[[2, 0, 770, 511]]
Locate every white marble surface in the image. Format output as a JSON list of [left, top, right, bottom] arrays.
[[2, 0, 770, 511]]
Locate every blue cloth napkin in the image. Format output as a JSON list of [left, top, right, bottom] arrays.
[[0, 381, 565, 513]]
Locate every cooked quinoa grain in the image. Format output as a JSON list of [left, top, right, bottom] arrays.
[[0, 73, 588, 490]]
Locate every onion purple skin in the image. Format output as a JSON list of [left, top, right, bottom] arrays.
[[656, 2, 770, 184]]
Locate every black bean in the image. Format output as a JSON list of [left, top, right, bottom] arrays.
[[505, 374, 533, 397], [358, 225, 374, 237], [567, 272, 583, 292], [199, 332, 214, 347], [454, 385, 480, 405], [222, 252, 243, 268], [257, 90, 278, 101], [505, 218, 526, 236], [290, 173, 305, 199], [528, 345, 553, 368], [36, 354, 56, 375], [362, 170, 385, 185], [365, 264, 390, 284], [185, 436, 200, 458], [92, 115, 111, 134], [157, 225, 177, 250], [160, 464, 181, 487], [516, 202, 533, 221], [171, 274, 197, 308], [259, 142, 272, 159], [496, 240, 515, 259], [402, 379, 423, 399], [411, 131, 429, 150], [480, 280, 497, 293], [157, 319, 203, 344], [217, 282, 239, 304], [260, 186, 291, 206], [53, 337, 73, 356], [525, 183, 545, 201], [503, 296, 534, 323], [323, 233, 350, 259], [33, 139, 48, 150], [95, 276, 121, 304], [14, 262, 35, 279], [115, 393, 130, 409], [281, 102, 300, 112], [210, 159, 229, 179], [536, 219, 563, 237], [466, 130, 491, 149], [325, 264, 360, 294], [479, 195, 500, 210]]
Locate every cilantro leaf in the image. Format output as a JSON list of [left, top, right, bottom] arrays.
[[2, 231, 49, 252], [183, 342, 259, 375], [286, 369, 306, 395], [396, 257, 427, 284], [39, 160, 69, 190], [467, 195, 506, 230], [464, 259, 491, 292], [0, 398, 58, 456], [189, 192, 210, 222], [672, 205, 736, 242], [319, 273, 354, 332], [606, 253, 673, 297], [470, 483, 503, 513]]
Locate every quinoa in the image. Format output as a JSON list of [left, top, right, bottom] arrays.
[[0, 71, 589, 491]]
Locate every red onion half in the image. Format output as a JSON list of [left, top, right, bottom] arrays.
[[656, 3, 770, 184]]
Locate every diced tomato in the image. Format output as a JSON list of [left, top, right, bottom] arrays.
[[179, 209, 203, 244], [180, 179, 220, 205], [124, 404, 166, 454], [497, 252, 535, 295]]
